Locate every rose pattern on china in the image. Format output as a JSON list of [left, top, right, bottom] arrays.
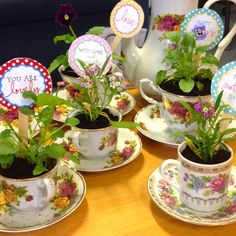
[[157, 175, 236, 220], [0, 181, 33, 213], [184, 173, 229, 196], [113, 94, 130, 112], [99, 132, 117, 151], [152, 14, 184, 32], [108, 140, 137, 165], [51, 172, 78, 211], [163, 98, 193, 126]]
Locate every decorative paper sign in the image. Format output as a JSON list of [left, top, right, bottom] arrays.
[[68, 34, 112, 77], [211, 61, 236, 115], [181, 8, 224, 50], [110, 0, 144, 38], [0, 58, 52, 110]]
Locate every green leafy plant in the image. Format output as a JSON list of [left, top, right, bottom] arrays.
[[177, 91, 236, 162], [67, 57, 137, 128], [0, 92, 80, 176], [156, 31, 219, 93], [48, 3, 105, 73]]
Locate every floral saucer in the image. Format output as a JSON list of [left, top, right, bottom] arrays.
[[53, 89, 136, 122], [148, 164, 236, 226], [134, 105, 181, 147], [0, 164, 86, 233], [64, 128, 142, 172]]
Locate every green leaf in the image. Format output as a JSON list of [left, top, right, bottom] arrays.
[[195, 45, 209, 54], [156, 70, 166, 86], [179, 78, 194, 93], [164, 31, 181, 44], [110, 120, 138, 128], [65, 151, 80, 165], [0, 138, 18, 155], [65, 117, 80, 126], [86, 26, 105, 35], [112, 54, 126, 62], [215, 90, 223, 110], [201, 53, 219, 66], [22, 91, 37, 102], [33, 161, 48, 176], [36, 93, 74, 108], [19, 107, 35, 116], [48, 55, 67, 73], [0, 154, 14, 168], [0, 129, 12, 139], [41, 143, 66, 159], [53, 34, 75, 44], [182, 32, 196, 49], [198, 68, 213, 79]]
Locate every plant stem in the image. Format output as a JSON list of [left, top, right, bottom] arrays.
[[69, 24, 77, 39]]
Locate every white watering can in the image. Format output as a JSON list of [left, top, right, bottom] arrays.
[[121, 0, 236, 87]]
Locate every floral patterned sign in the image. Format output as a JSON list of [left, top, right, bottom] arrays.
[[0, 58, 52, 110], [181, 8, 224, 50], [211, 61, 236, 115], [68, 35, 112, 77], [110, 0, 144, 38]]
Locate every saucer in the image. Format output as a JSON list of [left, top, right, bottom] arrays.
[[53, 90, 136, 122], [135, 105, 236, 148], [64, 128, 142, 172], [148, 164, 236, 226], [0, 164, 86, 233], [134, 105, 181, 148]]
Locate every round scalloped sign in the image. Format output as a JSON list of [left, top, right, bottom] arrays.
[[211, 61, 236, 115], [0, 58, 52, 110], [68, 34, 112, 77], [181, 8, 224, 50], [110, 0, 144, 38]]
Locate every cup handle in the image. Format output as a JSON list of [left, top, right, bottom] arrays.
[[71, 131, 88, 154], [159, 159, 180, 191], [37, 178, 56, 208]]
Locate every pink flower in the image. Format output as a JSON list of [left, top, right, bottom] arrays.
[[0, 110, 18, 123], [59, 181, 77, 198], [157, 16, 179, 32], [169, 102, 187, 118], [210, 175, 227, 192], [164, 194, 176, 206], [226, 204, 236, 214], [116, 100, 129, 110], [194, 102, 202, 113], [121, 147, 134, 159]]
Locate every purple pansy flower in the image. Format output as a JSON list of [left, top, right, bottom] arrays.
[[192, 24, 207, 41], [55, 3, 78, 27]]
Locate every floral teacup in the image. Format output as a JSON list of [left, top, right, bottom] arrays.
[[139, 78, 211, 132], [0, 163, 58, 212], [160, 142, 233, 212], [69, 108, 122, 160]]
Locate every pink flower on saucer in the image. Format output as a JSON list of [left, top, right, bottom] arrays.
[[210, 174, 227, 193]]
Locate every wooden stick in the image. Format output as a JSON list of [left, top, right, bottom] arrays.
[[18, 111, 29, 144], [111, 36, 122, 53]]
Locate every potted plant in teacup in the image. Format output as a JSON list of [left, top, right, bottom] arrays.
[[160, 91, 236, 212], [65, 57, 137, 161], [139, 31, 219, 133], [0, 92, 80, 213]]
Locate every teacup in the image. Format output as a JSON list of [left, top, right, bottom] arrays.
[[0, 162, 58, 212], [139, 78, 211, 132], [160, 142, 233, 212], [69, 108, 122, 160]]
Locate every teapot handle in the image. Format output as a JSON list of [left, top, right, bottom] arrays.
[[204, 0, 236, 61]]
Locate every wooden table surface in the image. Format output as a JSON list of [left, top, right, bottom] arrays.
[[1, 88, 236, 236]]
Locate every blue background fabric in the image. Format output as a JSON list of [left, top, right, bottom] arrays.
[[0, 0, 149, 85]]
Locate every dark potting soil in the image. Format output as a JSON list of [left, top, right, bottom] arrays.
[[76, 108, 119, 129], [160, 78, 211, 96], [0, 158, 57, 179], [181, 145, 231, 165], [62, 66, 78, 77]]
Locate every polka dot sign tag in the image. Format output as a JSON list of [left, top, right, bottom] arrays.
[[68, 34, 112, 77], [0, 58, 52, 110], [110, 0, 144, 52], [181, 8, 224, 50], [211, 61, 236, 115]]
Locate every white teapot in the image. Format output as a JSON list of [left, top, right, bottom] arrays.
[[121, 0, 236, 88]]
